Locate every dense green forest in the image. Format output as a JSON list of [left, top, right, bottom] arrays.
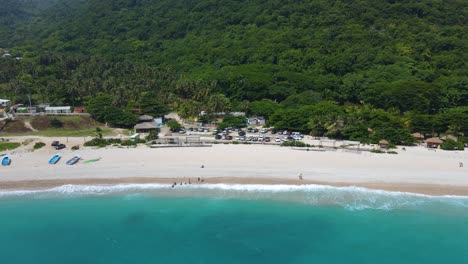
[[0, 0, 467, 144]]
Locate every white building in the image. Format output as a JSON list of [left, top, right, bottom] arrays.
[[45, 106, 72, 114]]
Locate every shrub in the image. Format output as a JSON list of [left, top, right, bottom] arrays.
[[146, 130, 159, 140], [167, 120, 182, 132], [121, 140, 138, 146], [440, 139, 465, 151], [50, 118, 63, 128], [33, 142, 46, 150], [370, 149, 385, 153], [71, 145, 80, 150], [281, 141, 306, 147], [232, 141, 239, 144], [0, 142, 21, 151], [387, 151, 398, 154]]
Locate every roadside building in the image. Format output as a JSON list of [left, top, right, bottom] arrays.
[[45, 106, 72, 114]]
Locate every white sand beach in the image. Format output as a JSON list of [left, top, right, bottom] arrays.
[[1, 136, 467, 195]]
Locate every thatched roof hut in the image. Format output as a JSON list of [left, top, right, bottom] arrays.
[[139, 115, 154, 122], [426, 137, 443, 148], [379, 139, 389, 148], [411, 132, 425, 140], [134, 122, 158, 133], [441, 135, 457, 141]]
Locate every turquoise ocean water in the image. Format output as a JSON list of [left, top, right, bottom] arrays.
[[0, 184, 467, 264]]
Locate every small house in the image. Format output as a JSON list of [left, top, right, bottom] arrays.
[[246, 116, 266, 126], [426, 137, 443, 148]]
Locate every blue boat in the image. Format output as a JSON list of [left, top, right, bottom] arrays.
[[48, 154, 61, 164], [1, 155, 11, 166]]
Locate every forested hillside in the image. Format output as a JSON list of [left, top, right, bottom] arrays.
[[0, 0, 467, 144]]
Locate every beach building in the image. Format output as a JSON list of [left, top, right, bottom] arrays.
[[426, 137, 443, 148], [45, 106, 72, 114], [134, 122, 159, 133], [379, 139, 389, 149]]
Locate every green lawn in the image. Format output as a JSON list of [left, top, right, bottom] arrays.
[[0, 142, 21, 151]]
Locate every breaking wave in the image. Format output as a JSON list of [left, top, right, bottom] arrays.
[[1, 183, 467, 211]]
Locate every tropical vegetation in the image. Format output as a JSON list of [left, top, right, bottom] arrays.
[[0, 0, 466, 145]]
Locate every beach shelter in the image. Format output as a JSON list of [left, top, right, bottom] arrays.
[[441, 135, 457, 142], [134, 122, 158, 133], [425, 137, 443, 148], [378, 139, 389, 149], [139, 114, 154, 122], [411, 132, 425, 140]]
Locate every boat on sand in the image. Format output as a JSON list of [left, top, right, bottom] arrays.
[[1, 155, 11, 166], [66, 156, 80, 165], [48, 154, 61, 164]]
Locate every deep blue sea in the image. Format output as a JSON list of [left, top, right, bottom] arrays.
[[0, 184, 467, 264]]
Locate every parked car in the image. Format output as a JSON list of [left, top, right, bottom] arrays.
[[253, 128, 259, 133], [275, 137, 282, 142], [55, 144, 66, 150], [51, 141, 60, 147], [238, 131, 246, 136], [179, 128, 186, 134], [270, 129, 277, 134], [215, 134, 222, 140], [264, 137, 271, 142]]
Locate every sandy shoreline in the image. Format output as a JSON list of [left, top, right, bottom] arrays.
[[1, 177, 468, 196], [1, 136, 467, 196]]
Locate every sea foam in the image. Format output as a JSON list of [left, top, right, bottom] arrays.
[[1, 183, 467, 211]]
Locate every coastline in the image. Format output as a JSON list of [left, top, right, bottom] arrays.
[[1, 177, 468, 197], [1, 136, 467, 196]]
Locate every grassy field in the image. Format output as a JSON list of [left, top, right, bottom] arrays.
[[0, 116, 129, 137], [0, 127, 120, 137]]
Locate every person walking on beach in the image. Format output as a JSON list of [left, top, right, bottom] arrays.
[[460, 162, 464, 168]]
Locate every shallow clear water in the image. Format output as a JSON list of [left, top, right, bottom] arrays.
[[0, 184, 467, 264]]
